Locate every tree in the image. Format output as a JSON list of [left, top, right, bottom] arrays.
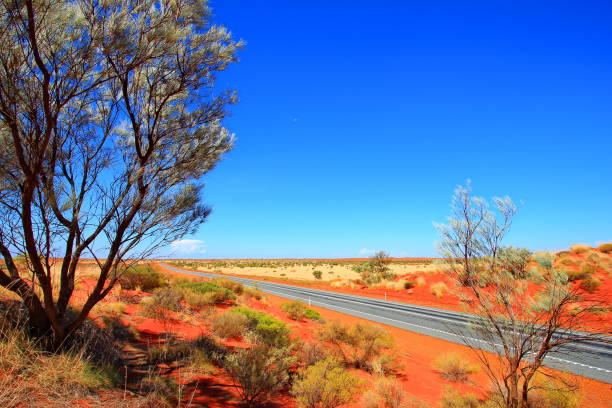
[[0, 0, 242, 346], [353, 251, 395, 285], [436, 182, 610, 408]]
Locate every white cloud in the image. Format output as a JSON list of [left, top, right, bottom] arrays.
[[359, 247, 375, 256], [170, 239, 207, 255]]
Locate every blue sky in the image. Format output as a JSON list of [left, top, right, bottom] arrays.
[[162, 0, 612, 259]]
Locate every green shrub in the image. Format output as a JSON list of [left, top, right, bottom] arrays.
[[403, 281, 416, 289], [212, 310, 250, 339], [313, 270, 323, 280], [119, 264, 165, 291], [361, 377, 421, 408], [598, 243, 612, 253], [224, 345, 295, 407], [232, 307, 291, 346], [281, 301, 322, 321], [292, 357, 361, 408], [211, 277, 244, 295], [175, 280, 235, 304], [433, 352, 480, 382]]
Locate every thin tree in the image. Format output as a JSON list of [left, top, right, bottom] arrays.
[[0, 0, 242, 346], [436, 182, 610, 408]]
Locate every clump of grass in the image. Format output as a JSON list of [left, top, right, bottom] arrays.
[[211, 277, 244, 295], [440, 386, 481, 408], [598, 243, 612, 253], [93, 301, 127, 317], [580, 277, 601, 293], [433, 352, 480, 382], [416, 276, 426, 287], [570, 244, 591, 254], [566, 264, 596, 282], [430, 282, 448, 298], [242, 286, 264, 301], [212, 310, 250, 339]]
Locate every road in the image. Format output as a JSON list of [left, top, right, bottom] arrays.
[[159, 263, 612, 383]]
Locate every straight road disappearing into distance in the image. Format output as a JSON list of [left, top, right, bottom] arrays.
[[159, 263, 612, 383]]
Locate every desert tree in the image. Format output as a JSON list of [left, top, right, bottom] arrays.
[[0, 0, 242, 345], [436, 182, 610, 408], [353, 251, 395, 285]]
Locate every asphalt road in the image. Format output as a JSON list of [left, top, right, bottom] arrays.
[[159, 263, 612, 383]]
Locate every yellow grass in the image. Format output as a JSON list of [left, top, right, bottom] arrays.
[[167, 260, 439, 283]]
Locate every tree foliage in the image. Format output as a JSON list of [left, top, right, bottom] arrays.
[[0, 0, 241, 344], [436, 182, 610, 408]]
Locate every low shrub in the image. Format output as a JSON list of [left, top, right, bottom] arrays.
[[298, 340, 329, 367], [211, 277, 244, 295], [566, 264, 596, 282], [140, 374, 180, 407], [416, 276, 426, 287], [175, 280, 235, 304], [93, 301, 127, 317], [119, 264, 165, 291], [403, 281, 416, 289], [499, 246, 533, 278], [281, 301, 322, 321], [224, 345, 295, 407], [433, 352, 480, 382], [146, 343, 193, 365], [291, 357, 361, 408], [361, 377, 424, 408], [313, 270, 323, 280], [440, 386, 481, 408], [242, 286, 264, 301], [598, 243, 612, 253], [318, 321, 393, 371], [580, 276, 601, 293], [430, 282, 448, 299], [212, 310, 250, 339], [570, 244, 591, 254], [233, 307, 291, 346]]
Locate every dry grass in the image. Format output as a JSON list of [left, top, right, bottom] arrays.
[[168, 260, 438, 283], [433, 352, 480, 382], [430, 282, 448, 298]]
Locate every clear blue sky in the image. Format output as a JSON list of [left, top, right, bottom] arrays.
[[163, 0, 612, 259]]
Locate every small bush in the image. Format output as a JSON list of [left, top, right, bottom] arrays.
[[313, 270, 323, 280], [416, 276, 426, 287], [140, 374, 179, 407], [566, 264, 596, 282], [281, 301, 322, 321], [570, 244, 590, 254], [119, 264, 165, 291], [212, 310, 250, 339], [146, 343, 193, 365], [433, 353, 480, 382], [175, 280, 235, 302], [430, 282, 448, 299], [440, 386, 481, 408], [211, 277, 244, 295], [598, 243, 612, 253], [242, 286, 264, 301], [224, 345, 295, 407], [93, 301, 127, 317], [403, 281, 416, 289], [299, 340, 329, 367], [291, 357, 361, 408], [362, 377, 423, 408], [580, 277, 601, 293], [318, 321, 393, 370], [233, 307, 291, 346], [499, 246, 533, 279]]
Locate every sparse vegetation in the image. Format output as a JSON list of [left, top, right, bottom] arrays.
[[119, 264, 166, 291], [313, 270, 323, 280], [362, 377, 424, 408], [281, 301, 322, 321], [292, 357, 361, 408], [353, 251, 397, 285], [232, 307, 291, 346], [224, 345, 295, 407], [212, 310, 250, 339], [440, 386, 482, 408], [430, 282, 448, 298], [318, 321, 393, 371], [433, 352, 480, 382]]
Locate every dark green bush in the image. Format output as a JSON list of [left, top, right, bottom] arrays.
[[119, 264, 165, 291], [312, 270, 323, 280], [175, 280, 235, 303], [403, 281, 416, 289]]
